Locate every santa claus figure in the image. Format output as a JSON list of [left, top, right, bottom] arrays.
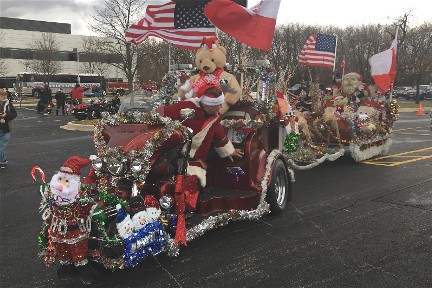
[[45, 156, 99, 284], [340, 72, 369, 104]]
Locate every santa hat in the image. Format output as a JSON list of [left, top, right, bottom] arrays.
[[196, 83, 225, 106], [201, 37, 218, 49], [144, 195, 160, 210], [116, 203, 129, 225], [60, 156, 91, 176]]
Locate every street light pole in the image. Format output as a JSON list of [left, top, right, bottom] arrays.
[[73, 48, 80, 84]]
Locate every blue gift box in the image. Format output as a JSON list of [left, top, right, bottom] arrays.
[[122, 220, 166, 268]]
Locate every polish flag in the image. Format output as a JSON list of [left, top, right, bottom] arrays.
[[204, 0, 281, 51], [369, 29, 398, 93]]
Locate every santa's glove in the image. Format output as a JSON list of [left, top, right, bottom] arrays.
[[185, 89, 194, 99], [180, 79, 191, 92]]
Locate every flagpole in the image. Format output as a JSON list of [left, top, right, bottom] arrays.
[[342, 55, 345, 78], [168, 43, 171, 72], [240, 43, 246, 100], [333, 35, 338, 73]]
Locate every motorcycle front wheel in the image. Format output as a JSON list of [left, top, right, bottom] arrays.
[[75, 113, 88, 120]]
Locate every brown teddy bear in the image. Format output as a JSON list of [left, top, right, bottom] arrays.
[[178, 37, 241, 114], [356, 105, 377, 133]]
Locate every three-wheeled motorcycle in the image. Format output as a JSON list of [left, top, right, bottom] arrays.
[[83, 100, 294, 270]]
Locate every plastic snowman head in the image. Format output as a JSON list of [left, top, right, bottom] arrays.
[[132, 210, 150, 230], [116, 204, 134, 238], [144, 195, 161, 223]]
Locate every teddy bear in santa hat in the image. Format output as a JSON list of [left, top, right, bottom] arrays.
[[44, 156, 100, 284], [177, 37, 241, 114]]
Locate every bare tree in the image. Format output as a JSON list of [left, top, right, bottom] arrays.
[[29, 33, 62, 82], [80, 36, 110, 77], [0, 31, 8, 76], [88, 0, 150, 92], [398, 22, 432, 103]]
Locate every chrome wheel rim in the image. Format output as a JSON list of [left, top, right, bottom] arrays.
[[275, 170, 286, 207]]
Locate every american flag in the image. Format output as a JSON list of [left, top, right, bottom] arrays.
[[125, 1, 216, 50], [298, 34, 337, 68]]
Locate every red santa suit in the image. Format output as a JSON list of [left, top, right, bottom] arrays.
[[49, 203, 97, 265], [157, 98, 234, 187], [44, 156, 96, 266]]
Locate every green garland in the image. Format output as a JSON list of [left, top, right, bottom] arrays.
[[284, 132, 300, 153]]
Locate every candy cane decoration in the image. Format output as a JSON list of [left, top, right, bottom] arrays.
[[31, 166, 46, 183]]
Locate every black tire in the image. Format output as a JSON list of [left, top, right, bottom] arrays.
[[117, 89, 125, 96], [75, 113, 87, 120], [266, 159, 291, 215], [87, 110, 97, 120], [33, 90, 41, 99]]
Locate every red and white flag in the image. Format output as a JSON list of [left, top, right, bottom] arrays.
[[204, 0, 281, 51], [125, 1, 216, 50], [369, 29, 398, 93], [298, 34, 337, 68]]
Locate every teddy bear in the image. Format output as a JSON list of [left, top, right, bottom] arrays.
[[41, 156, 100, 284], [355, 105, 377, 133], [178, 37, 241, 114]]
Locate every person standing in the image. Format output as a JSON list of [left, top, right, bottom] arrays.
[[55, 88, 67, 115], [39, 83, 53, 115], [0, 89, 17, 169], [70, 84, 88, 104]]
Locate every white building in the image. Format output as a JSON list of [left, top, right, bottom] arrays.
[[0, 17, 125, 82]]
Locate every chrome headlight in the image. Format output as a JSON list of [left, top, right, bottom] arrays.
[[91, 157, 103, 171], [130, 160, 143, 173], [106, 158, 126, 176], [159, 195, 173, 210]]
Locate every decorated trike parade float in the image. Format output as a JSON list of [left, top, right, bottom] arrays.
[[30, 0, 400, 285]]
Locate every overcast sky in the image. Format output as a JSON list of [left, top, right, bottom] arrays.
[[0, 0, 430, 36]]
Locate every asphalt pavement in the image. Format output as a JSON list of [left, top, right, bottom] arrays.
[[0, 106, 431, 288]]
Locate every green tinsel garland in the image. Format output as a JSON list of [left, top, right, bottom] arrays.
[[284, 132, 300, 153]]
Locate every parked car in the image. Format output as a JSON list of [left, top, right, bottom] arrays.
[[405, 85, 430, 100], [420, 89, 432, 100], [392, 86, 411, 98]]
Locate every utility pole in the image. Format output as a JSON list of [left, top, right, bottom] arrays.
[[73, 48, 80, 83]]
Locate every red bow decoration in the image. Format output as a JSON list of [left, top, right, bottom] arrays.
[[174, 175, 199, 246]]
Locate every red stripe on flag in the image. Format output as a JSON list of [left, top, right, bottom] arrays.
[[298, 34, 336, 68], [125, 1, 216, 50]]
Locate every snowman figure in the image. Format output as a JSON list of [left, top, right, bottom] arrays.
[[132, 210, 150, 231], [116, 204, 134, 239], [144, 195, 161, 223], [44, 156, 99, 284]]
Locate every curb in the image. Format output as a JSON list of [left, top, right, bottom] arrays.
[[61, 122, 95, 132]]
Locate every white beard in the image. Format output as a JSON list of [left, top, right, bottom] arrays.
[[49, 172, 80, 204]]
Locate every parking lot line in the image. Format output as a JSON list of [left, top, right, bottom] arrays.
[[361, 147, 432, 166]]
